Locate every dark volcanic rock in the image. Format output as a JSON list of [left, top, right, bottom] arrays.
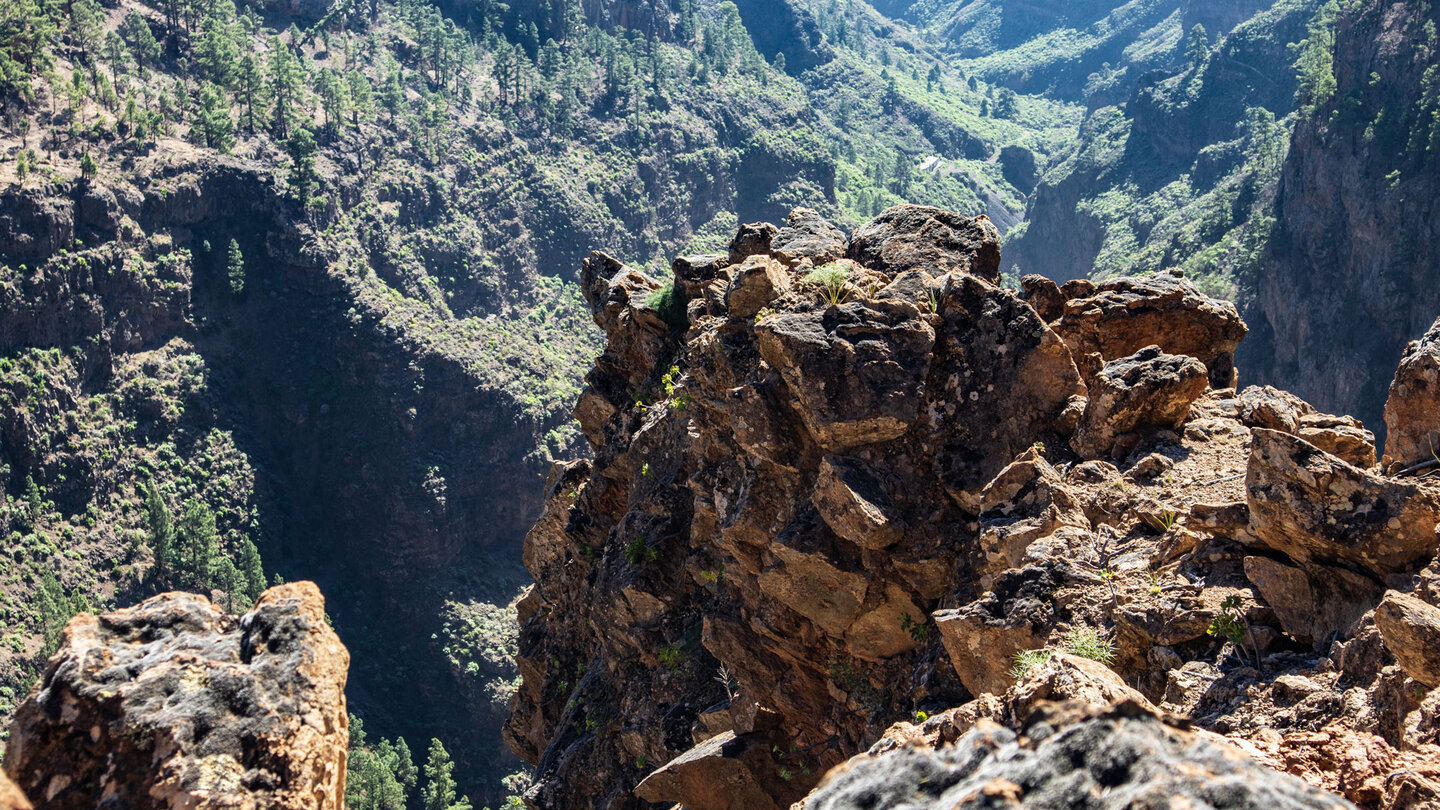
[[772, 207, 848, 267], [804, 702, 1356, 810], [3, 584, 348, 810], [1071, 346, 1209, 460], [1055, 274, 1247, 389], [847, 205, 1002, 283]]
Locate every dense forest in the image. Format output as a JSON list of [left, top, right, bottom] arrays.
[[1, 0, 1435, 806]]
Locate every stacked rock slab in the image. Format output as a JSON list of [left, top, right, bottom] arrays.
[[506, 204, 1440, 810], [3, 583, 349, 810]]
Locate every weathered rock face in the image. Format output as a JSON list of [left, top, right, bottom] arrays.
[[509, 203, 1440, 810], [1383, 316, 1440, 472], [0, 773, 30, 810], [3, 583, 348, 810], [806, 702, 1356, 810], [1054, 273, 1248, 390]]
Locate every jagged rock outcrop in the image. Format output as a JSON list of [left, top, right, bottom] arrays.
[[0, 773, 29, 810], [508, 204, 1440, 810], [1383, 316, 1440, 473], [3, 583, 348, 810], [805, 702, 1356, 810]]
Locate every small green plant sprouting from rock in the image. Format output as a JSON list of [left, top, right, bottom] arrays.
[[801, 263, 852, 307], [698, 567, 724, 584], [624, 536, 657, 565], [1208, 594, 1260, 668], [1063, 627, 1115, 666], [914, 710, 929, 723], [1144, 507, 1182, 533], [645, 283, 687, 331], [635, 754, 648, 770], [899, 612, 929, 643], [640, 462, 651, 477], [1149, 571, 1164, 595], [658, 644, 683, 672], [1010, 647, 1054, 680]]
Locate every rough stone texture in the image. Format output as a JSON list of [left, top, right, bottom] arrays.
[[1071, 346, 1209, 460], [1375, 592, 1440, 688], [632, 731, 787, 810], [1005, 655, 1155, 723], [1246, 429, 1440, 578], [847, 205, 1002, 283], [812, 456, 904, 550], [1055, 273, 1248, 389], [1243, 556, 1383, 644], [1383, 316, 1440, 472], [1018, 274, 1065, 322], [1237, 386, 1378, 468], [934, 563, 1074, 697], [771, 207, 848, 267], [725, 255, 790, 319], [507, 205, 1440, 810], [3, 583, 348, 810], [728, 221, 778, 265], [672, 254, 731, 300], [0, 773, 30, 810], [805, 702, 1356, 810], [755, 299, 935, 453]]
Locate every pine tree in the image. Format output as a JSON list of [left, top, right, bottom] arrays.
[[268, 37, 305, 138], [237, 537, 265, 601], [285, 125, 318, 204], [176, 499, 220, 592], [79, 151, 98, 181], [193, 83, 236, 152], [773, 51, 786, 73], [927, 63, 941, 92], [23, 474, 42, 529], [197, 3, 241, 88], [144, 482, 175, 583], [226, 238, 245, 293], [236, 53, 263, 132], [420, 739, 471, 810], [1185, 24, 1209, 71], [121, 12, 161, 72]]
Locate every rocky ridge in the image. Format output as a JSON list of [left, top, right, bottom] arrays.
[[2, 582, 348, 810], [506, 204, 1440, 809]]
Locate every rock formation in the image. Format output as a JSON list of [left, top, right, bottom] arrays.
[[507, 204, 1440, 810], [3, 582, 349, 810]]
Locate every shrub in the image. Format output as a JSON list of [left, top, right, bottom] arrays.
[[645, 283, 687, 331], [801, 263, 852, 307]]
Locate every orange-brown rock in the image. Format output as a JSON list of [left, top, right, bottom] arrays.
[[3, 583, 348, 810], [0, 773, 30, 810], [1383, 316, 1440, 472], [1054, 273, 1248, 389]]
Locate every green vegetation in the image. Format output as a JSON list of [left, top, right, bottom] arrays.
[[801, 263, 852, 307], [1010, 627, 1116, 680], [422, 738, 473, 810]]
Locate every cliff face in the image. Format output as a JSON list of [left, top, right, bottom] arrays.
[[0, 158, 575, 799], [1243, 0, 1440, 432], [507, 204, 1440, 809], [3, 582, 348, 810]]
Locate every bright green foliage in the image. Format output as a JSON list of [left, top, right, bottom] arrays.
[[644, 283, 686, 331], [1009, 647, 1052, 680], [192, 84, 236, 153], [22, 474, 42, 529], [1186, 24, 1210, 70], [226, 239, 245, 295], [267, 38, 306, 138], [120, 12, 160, 71], [237, 537, 265, 601], [175, 498, 220, 593], [0, 0, 57, 98], [79, 152, 98, 180], [1294, 2, 1339, 111], [1063, 627, 1115, 665], [347, 714, 418, 810], [421, 738, 472, 810], [285, 126, 318, 204], [144, 482, 175, 583], [801, 264, 852, 307]]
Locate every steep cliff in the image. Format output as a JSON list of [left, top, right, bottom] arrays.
[[507, 205, 1440, 809], [1243, 0, 1440, 432]]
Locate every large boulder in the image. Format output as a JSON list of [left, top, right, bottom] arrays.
[[772, 208, 848, 267], [1243, 556, 1383, 644], [1071, 346, 1209, 460], [1238, 385, 1377, 468], [1246, 429, 1440, 578], [804, 702, 1357, 810], [633, 731, 790, 810], [933, 563, 1073, 697], [755, 299, 935, 453], [3, 583, 349, 810], [1384, 316, 1440, 472], [847, 206, 1001, 283], [1055, 274, 1248, 389], [929, 274, 1085, 509], [1375, 591, 1440, 688]]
